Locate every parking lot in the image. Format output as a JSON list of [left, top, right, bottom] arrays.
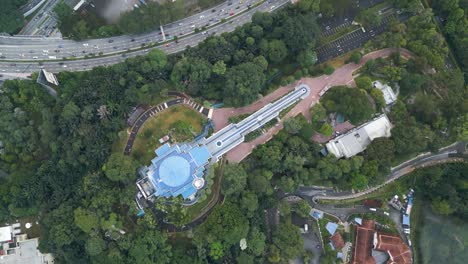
[[319, 0, 385, 36], [316, 13, 411, 63]]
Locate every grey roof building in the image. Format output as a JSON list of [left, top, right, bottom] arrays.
[[325, 114, 392, 159]]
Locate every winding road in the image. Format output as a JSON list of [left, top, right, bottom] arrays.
[[297, 141, 467, 202]]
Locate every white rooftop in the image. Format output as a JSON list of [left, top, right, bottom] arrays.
[[0, 238, 54, 264], [41, 69, 59, 86], [0, 226, 12, 242], [373, 81, 397, 105], [326, 114, 392, 158]]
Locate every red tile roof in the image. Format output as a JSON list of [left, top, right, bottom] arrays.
[[375, 232, 412, 264], [331, 232, 345, 250], [352, 220, 376, 264], [352, 220, 412, 264]]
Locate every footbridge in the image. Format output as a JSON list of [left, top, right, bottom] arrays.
[[203, 84, 311, 161]]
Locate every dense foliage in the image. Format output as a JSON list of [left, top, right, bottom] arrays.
[[0, 5, 319, 262], [431, 0, 468, 75], [0, 0, 27, 34], [415, 163, 468, 218], [0, 1, 466, 263]]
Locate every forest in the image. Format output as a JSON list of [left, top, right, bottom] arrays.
[[0, 0, 467, 263], [0, 0, 28, 34]]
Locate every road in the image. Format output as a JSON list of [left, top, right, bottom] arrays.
[[18, 0, 62, 36], [0, 0, 287, 73], [300, 141, 467, 202]]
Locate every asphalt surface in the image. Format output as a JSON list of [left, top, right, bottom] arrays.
[[317, 12, 411, 63], [0, 0, 287, 74], [302, 141, 467, 202], [319, 0, 385, 36], [19, 0, 63, 36]]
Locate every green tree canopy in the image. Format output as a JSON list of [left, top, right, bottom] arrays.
[[103, 153, 139, 182]]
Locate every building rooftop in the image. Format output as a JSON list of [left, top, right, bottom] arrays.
[[331, 232, 345, 250], [352, 220, 376, 264], [374, 232, 412, 264], [0, 238, 54, 264], [373, 81, 397, 106], [352, 220, 412, 264], [326, 222, 339, 235], [326, 114, 392, 158], [138, 143, 211, 200], [0, 226, 11, 243]]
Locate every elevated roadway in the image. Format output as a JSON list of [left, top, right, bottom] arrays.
[[203, 84, 310, 161], [0, 0, 288, 74]]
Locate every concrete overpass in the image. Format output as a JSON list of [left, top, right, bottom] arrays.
[[203, 84, 310, 161]]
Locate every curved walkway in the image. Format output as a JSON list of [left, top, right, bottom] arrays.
[[123, 92, 211, 155], [218, 48, 413, 163]]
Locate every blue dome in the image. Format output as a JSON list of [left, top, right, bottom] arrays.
[[158, 155, 191, 187]]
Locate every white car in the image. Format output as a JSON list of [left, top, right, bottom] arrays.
[[270, 5, 276, 10], [83, 43, 89, 47], [200, 15, 205, 19], [42, 49, 49, 53], [63, 65, 67, 68]]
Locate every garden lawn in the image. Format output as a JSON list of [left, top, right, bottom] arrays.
[[131, 105, 205, 164]]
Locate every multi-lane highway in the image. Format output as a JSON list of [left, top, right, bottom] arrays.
[[0, 0, 287, 74]]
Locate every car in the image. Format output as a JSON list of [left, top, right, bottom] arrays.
[[83, 43, 89, 46], [228, 1, 233, 5], [190, 24, 196, 28], [212, 9, 216, 13], [229, 12, 235, 16], [270, 5, 276, 9], [384, 211, 390, 216], [202, 31, 207, 35], [113, 46, 117, 49], [42, 49, 49, 53], [178, 23, 183, 26], [108, 39, 114, 43], [0, 56, 6, 59], [94, 45, 99, 49], [165, 43, 170, 47], [236, 6, 240, 9], [199, 15, 205, 19]]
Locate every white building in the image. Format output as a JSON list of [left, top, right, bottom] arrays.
[[372, 81, 397, 105], [325, 114, 392, 159]]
